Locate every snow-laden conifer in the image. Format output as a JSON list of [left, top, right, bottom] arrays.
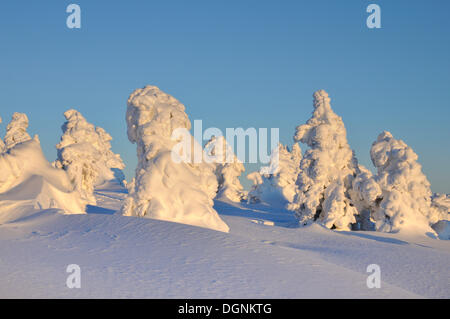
[[290, 90, 359, 230]]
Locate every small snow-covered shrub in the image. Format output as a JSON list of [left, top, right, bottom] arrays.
[[121, 85, 229, 233], [204, 135, 245, 202], [247, 143, 301, 206]]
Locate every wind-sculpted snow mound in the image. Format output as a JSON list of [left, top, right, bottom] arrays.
[[121, 85, 229, 233], [0, 137, 86, 223]]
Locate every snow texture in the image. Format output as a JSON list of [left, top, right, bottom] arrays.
[[0, 191, 449, 298], [3, 112, 32, 150], [55, 109, 125, 205], [204, 135, 246, 202], [121, 85, 229, 233], [0, 136, 86, 223], [289, 90, 359, 230], [247, 143, 301, 206]]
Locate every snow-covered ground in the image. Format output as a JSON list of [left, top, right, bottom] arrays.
[[0, 186, 448, 298]]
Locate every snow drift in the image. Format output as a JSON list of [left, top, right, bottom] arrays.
[[0, 136, 86, 223], [121, 85, 229, 233]]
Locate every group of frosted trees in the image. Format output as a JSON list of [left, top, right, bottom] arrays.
[[0, 110, 125, 210], [247, 89, 448, 235], [120, 86, 447, 235], [1, 86, 448, 235]]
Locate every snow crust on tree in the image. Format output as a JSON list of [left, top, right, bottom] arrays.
[[204, 135, 245, 202], [54, 109, 125, 205], [4, 112, 32, 150], [289, 90, 359, 230], [360, 131, 447, 234], [120, 85, 229, 233], [0, 116, 5, 153], [0, 136, 86, 223], [247, 143, 301, 206]]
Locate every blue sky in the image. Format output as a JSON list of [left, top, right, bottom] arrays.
[[1, 0, 449, 193]]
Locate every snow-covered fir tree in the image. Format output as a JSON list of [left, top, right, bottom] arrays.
[[55, 109, 125, 205], [247, 143, 301, 206], [4, 112, 32, 150], [364, 131, 447, 234], [204, 135, 245, 202], [289, 90, 359, 230], [120, 85, 229, 233]]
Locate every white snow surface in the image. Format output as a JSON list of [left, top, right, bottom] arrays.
[[0, 185, 449, 298]]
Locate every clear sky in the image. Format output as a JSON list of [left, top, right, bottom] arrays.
[[1, 0, 449, 193]]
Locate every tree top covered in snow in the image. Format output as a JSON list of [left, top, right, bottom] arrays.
[[4, 112, 32, 150], [126, 85, 191, 146]]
